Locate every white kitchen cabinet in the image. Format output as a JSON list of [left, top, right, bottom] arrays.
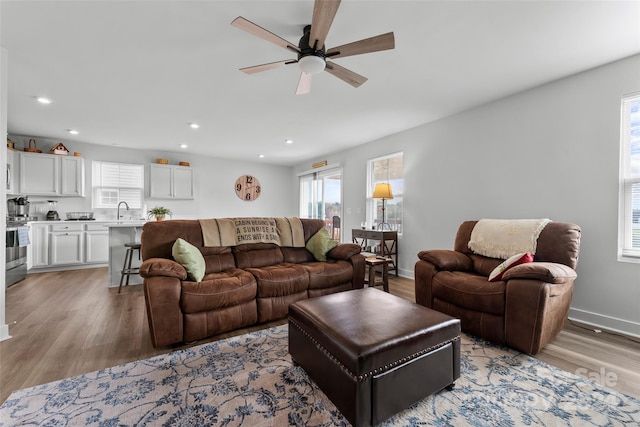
[[28, 224, 49, 269], [85, 223, 110, 263], [50, 223, 83, 265], [6, 149, 17, 194], [28, 222, 113, 270], [19, 152, 85, 196], [148, 163, 194, 199], [60, 156, 84, 196]]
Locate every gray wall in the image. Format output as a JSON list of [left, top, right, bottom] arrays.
[[295, 54, 640, 337], [8, 136, 297, 220]]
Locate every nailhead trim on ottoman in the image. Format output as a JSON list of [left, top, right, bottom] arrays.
[[288, 288, 461, 427]]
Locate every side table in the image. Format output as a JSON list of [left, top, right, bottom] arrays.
[[365, 257, 391, 292], [352, 229, 398, 276]]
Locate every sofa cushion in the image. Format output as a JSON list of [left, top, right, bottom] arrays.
[[233, 243, 284, 268], [469, 254, 503, 277], [488, 253, 534, 282], [180, 268, 257, 314], [172, 238, 205, 282], [306, 228, 338, 261], [302, 260, 353, 290], [432, 271, 505, 315], [281, 247, 316, 264], [245, 263, 309, 297]]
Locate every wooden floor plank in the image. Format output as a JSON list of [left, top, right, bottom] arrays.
[[1, 268, 639, 404]]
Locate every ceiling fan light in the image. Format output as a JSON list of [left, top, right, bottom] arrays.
[[298, 55, 326, 74]]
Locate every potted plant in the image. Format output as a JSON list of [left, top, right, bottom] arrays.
[[147, 206, 172, 221]]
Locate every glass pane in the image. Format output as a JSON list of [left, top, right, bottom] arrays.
[[370, 153, 403, 231], [631, 99, 640, 177], [299, 175, 314, 219], [322, 172, 342, 239], [633, 182, 640, 249]]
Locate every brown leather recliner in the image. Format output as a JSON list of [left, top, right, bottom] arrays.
[[414, 220, 581, 355]]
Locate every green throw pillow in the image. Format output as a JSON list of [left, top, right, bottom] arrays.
[[172, 238, 205, 282], [306, 228, 338, 262]]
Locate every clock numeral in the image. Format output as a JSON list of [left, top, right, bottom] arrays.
[[236, 183, 242, 192], [246, 176, 253, 184], [255, 186, 261, 193], [245, 193, 252, 201]]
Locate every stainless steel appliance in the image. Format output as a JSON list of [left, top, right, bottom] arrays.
[[6, 219, 29, 287], [14, 196, 30, 217]]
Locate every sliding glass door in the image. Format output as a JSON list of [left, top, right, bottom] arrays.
[[299, 168, 342, 240]]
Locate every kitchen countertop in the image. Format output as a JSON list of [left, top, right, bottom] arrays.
[[27, 220, 148, 225]]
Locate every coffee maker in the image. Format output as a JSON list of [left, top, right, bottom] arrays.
[[7, 196, 30, 220], [46, 200, 60, 221]]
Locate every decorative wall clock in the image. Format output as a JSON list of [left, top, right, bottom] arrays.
[[235, 175, 261, 201]]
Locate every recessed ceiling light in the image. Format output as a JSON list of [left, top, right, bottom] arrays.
[[285, 139, 293, 144], [36, 97, 52, 104], [258, 154, 265, 158], [189, 123, 200, 129], [68, 129, 79, 135], [180, 143, 188, 149]]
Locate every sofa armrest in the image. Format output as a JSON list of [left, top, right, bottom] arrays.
[[503, 262, 576, 284], [328, 243, 362, 261], [139, 257, 187, 280], [143, 275, 184, 347], [417, 250, 473, 271]]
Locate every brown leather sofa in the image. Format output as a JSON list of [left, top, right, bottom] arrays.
[[140, 218, 365, 347], [414, 220, 581, 355]]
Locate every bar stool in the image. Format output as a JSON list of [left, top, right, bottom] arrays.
[[118, 242, 142, 293]]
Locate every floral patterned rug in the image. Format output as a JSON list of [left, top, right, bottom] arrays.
[[1, 325, 638, 426]]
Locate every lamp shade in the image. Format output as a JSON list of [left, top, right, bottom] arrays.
[[298, 55, 326, 74], [372, 183, 394, 199]]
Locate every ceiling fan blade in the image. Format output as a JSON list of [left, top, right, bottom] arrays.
[[309, 0, 341, 50], [240, 60, 294, 75], [326, 32, 395, 59], [296, 73, 313, 95], [231, 17, 300, 53], [325, 61, 367, 88]]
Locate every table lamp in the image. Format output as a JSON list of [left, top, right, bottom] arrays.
[[373, 183, 394, 230]]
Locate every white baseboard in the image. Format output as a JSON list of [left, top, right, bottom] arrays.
[[397, 267, 414, 279], [0, 324, 11, 342], [568, 307, 640, 340]]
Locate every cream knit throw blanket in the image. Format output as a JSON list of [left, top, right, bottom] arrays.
[[468, 218, 551, 259], [199, 217, 305, 247]]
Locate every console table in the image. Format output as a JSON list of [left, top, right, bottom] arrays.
[[352, 229, 398, 276]]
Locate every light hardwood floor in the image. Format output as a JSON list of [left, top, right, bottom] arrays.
[[1, 268, 639, 404]]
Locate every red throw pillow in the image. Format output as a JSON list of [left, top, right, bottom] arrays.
[[488, 252, 534, 282]]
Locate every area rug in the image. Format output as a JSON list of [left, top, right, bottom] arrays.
[[1, 325, 639, 426]]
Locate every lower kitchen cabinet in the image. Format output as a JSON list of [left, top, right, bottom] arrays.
[[50, 231, 84, 265], [85, 224, 110, 263], [28, 222, 113, 270], [28, 224, 49, 269]]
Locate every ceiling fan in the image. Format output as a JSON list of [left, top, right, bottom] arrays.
[[231, 0, 395, 95]]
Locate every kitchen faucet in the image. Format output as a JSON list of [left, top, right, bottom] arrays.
[[117, 201, 129, 220]]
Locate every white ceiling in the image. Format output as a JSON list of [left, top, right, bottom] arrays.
[[2, 1, 639, 166]]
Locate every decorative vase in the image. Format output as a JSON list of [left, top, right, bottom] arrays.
[[156, 215, 165, 221]]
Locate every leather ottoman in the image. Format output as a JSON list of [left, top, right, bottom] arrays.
[[288, 288, 461, 427]]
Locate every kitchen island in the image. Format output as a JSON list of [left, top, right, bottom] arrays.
[[108, 222, 146, 288]]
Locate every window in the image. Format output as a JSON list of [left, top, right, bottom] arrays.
[[367, 152, 403, 232], [92, 161, 144, 209], [619, 92, 640, 262], [299, 166, 342, 240]]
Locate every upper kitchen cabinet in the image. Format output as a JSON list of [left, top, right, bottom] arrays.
[[19, 152, 85, 196], [148, 163, 194, 199]]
